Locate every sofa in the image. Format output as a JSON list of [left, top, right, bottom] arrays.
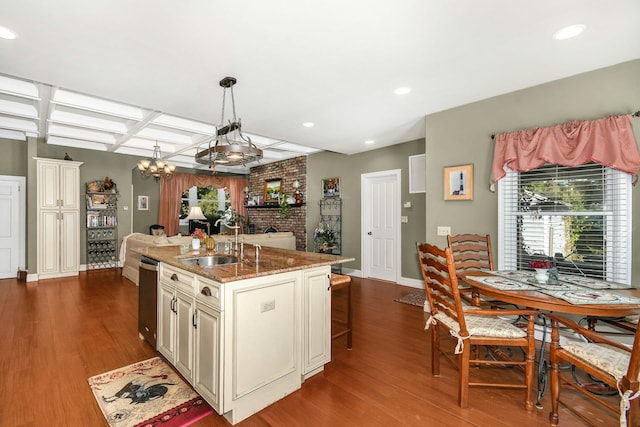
[[120, 231, 297, 285]]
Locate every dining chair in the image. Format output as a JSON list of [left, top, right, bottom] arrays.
[[446, 233, 494, 271], [547, 313, 640, 427], [417, 242, 537, 410], [447, 233, 504, 307]]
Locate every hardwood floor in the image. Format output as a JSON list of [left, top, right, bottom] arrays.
[[0, 272, 614, 426]]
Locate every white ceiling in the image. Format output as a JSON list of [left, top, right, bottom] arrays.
[[0, 1, 639, 173]]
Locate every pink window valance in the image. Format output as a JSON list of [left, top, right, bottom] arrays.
[[159, 173, 248, 236], [491, 114, 640, 184]]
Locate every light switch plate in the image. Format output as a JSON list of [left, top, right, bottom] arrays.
[[437, 226, 451, 236], [401, 216, 408, 223]]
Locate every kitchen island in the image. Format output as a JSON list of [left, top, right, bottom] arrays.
[[139, 244, 352, 425]]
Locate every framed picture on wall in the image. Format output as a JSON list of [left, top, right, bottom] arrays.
[[138, 195, 149, 210], [322, 177, 340, 198], [264, 178, 282, 204], [443, 164, 473, 201]]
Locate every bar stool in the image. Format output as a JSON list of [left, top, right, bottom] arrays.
[[330, 273, 352, 349]]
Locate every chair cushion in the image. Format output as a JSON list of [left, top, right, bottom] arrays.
[[434, 312, 526, 338], [562, 340, 630, 381]]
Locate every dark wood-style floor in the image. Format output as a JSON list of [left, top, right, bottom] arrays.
[[0, 271, 615, 426]]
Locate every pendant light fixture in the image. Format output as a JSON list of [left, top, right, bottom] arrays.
[[137, 142, 176, 180], [195, 77, 263, 167]]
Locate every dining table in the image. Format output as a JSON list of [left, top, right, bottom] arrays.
[[460, 269, 640, 408]]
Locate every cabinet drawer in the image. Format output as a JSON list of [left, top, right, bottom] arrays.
[[160, 263, 195, 294], [196, 276, 222, 310]]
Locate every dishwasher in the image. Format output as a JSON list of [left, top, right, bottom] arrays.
[[138, 255, 159, 348]]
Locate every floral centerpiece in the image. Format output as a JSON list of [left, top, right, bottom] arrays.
[[314, 223, 336, 252], [529, 259, 551, 269], [529, 259, 551, 283], [191, 228, 206, 242]]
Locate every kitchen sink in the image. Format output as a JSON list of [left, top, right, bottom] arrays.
[[180, 255, 239, 267]]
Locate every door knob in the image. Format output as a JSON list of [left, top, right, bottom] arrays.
[[367, 231, 372, 235]]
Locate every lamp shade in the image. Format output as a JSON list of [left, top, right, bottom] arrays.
[[185, 206, 207, 220]]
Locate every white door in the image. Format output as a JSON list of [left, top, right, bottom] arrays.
[[361, 170, 400, 282], [0, 177, 25, 279]]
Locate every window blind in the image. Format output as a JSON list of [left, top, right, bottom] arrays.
[[498, 162, 631, 284]]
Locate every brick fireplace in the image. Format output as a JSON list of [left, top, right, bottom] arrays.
[[247, 156, 307, 251]]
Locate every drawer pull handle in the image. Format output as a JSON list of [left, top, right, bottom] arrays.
[[201, 286, 212, 296], [170, 273, 179, 281]]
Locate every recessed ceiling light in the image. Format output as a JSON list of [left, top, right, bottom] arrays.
[[394, 87, 411, 95], [302, 122, 314, 127], [553, 24, 586, 40], [0, 26, 17, 40], [365, 140, 374, 145]]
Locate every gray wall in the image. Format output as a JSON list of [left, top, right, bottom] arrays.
[[0, 138, 28, 175], [424, 59, 640, 284], [307, 139, 426, 280]]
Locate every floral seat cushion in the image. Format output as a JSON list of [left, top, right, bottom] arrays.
[[562, 340, 630, 381], [434, 312, 526, 338]]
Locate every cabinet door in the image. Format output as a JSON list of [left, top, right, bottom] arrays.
[[59, 163, 80, 209], [38, 210, 60, 275], [194, 302, 222, 413], [38, 161, 60, 209], [157, 282, 176, 361], [302, 267, 331, 375], [59, 210, 79, 273], [175, 288, 195, 382]]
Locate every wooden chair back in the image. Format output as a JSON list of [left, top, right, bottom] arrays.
[[417, 242, 468, 336], [447, 233, 494, 272]]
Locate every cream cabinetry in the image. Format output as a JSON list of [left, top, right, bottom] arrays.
[[194, 299, 222, 412], [36, 158, 83, 279], [157, 264, 195, 382], [155, 261, 331, 425], [301, 267, 331, 378]]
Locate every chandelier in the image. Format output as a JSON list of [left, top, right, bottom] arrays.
[[137, 143, 176, 180], [195, 76, 263, 167]]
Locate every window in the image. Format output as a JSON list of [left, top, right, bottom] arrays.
[[180, 186, 230, 221], [498, 162, 631, 284]]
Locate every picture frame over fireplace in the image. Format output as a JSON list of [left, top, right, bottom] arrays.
[[264, 178, 282, 204]]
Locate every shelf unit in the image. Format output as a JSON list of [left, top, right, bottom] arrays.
[[318, 198, 342, 256], [86, 180, 118, 269]]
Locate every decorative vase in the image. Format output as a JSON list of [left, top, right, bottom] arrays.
[[534, 268, 549, 283], [192, 238, 201, 250]]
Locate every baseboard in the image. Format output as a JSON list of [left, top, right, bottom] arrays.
[[397, 277, 423, 288]]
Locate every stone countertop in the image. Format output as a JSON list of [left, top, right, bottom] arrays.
[[138, 244, 354, 283]]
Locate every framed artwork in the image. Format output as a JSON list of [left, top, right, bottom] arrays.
[[443, 164, 473, 201], [322, 177, 340, 198], [138, 195, 149, 211], [263, 178, 282, 204]]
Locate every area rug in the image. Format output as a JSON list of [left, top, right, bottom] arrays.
[[88, 357, 213, 427], [394, 290, 426, 307]]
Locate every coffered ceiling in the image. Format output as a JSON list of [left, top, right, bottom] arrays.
[[0, 1, 638, 173]]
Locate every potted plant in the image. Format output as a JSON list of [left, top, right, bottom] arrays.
[[314, 223, 336, 253]]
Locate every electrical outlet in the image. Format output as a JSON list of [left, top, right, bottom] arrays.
[[437, 226, 451, 236], [261, 300, 276, 313], [401, 216, 409, 223]]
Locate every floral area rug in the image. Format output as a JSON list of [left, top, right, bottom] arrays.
[[88, 357, 213, 427], [394, 290, 426, 307]]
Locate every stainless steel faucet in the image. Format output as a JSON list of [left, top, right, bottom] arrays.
[[254, 244, 261, 262]]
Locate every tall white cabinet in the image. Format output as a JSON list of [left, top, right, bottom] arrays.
[[36, 158, 83, 279]]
